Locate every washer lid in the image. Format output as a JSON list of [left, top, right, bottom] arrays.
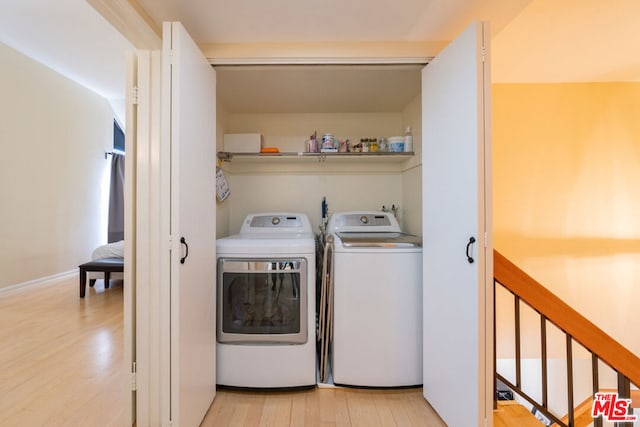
[[336, 231, 422, 248]]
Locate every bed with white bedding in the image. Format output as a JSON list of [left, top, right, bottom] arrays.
[[87, 240, 124, 281], [91, 240, 125, 260]]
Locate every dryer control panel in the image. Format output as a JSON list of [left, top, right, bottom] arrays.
[[240, 213, 312, 235]]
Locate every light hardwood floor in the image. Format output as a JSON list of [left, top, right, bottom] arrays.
[[202, 387, 446, 427], [0, 275, 126, 426], [1, 275, 449, 426], [493, 401, 545, 427]]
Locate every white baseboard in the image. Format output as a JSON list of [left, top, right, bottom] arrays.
[[0, 269, 78, 293]]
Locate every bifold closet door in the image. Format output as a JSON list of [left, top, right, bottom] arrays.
[[162, 21, 217, 427], [421, 21, 493, 427]]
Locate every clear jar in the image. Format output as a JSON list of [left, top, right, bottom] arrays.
[[379, 137, 387, 152]]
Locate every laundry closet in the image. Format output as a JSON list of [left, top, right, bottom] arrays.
[[213, 64, 424, 239], [212, 65, 424, 391], [127, 21, 492, 427]]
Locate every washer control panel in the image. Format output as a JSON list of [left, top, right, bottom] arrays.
[[327, 211, 400, 233]]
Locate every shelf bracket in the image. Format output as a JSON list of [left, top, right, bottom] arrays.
[[217, 151, 233, 162]]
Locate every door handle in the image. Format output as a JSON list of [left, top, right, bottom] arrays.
[[180, 237, 189, 264], [466, 236, 476, 264]]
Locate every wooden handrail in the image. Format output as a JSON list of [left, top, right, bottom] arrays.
[[494, 249, 640, 388]]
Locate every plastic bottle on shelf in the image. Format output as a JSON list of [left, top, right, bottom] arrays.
[[404, 126, 413, 152]]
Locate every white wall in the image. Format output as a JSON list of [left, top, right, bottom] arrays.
[[401, 94, 422, 236], [493, 83, 640, 356], [226, 173, 403, 235], [219, 111, 414, 236], [215, 98, 230, 238], [226, 112, 404, 153], [0, 42, 114, 288]]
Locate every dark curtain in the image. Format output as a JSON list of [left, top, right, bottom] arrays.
[[108, 153, 125, 243]]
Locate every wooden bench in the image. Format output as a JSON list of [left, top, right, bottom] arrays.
[[78, 257, 124, 298]]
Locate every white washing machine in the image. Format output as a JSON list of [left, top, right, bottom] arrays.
[[328, 211, 422, 387], [216, 213, 316, 388]]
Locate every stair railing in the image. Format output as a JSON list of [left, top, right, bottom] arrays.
[[493, 250, 640, 427]]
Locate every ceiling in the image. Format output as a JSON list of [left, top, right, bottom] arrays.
[[1, 0, 638, 120], [136, 0, 530, 43], [215, 64, 423, 114]]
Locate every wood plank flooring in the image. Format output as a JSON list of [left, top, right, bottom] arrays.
[[0, 275, 126, 426], [201, 387, 447, 427], [493, 401, 545, 427]]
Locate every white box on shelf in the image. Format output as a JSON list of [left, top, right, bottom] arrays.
[[223, 133, 262, 153]]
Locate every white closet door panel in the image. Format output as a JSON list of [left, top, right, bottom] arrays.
[[163, 21, 217, 427], [124, 49, 138, 427], [422, 21, 492, 427]]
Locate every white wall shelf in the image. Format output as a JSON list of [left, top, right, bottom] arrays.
[[217, 151, 414, 163], [217, 151, 416, 174]]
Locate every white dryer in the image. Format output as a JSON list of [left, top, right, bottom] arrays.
[[216, 213, 316, 388], [328, 211, 422, 387]]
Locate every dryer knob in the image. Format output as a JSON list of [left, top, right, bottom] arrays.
[[360, 215, 369, 224], [272, 217, 281, 225]]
